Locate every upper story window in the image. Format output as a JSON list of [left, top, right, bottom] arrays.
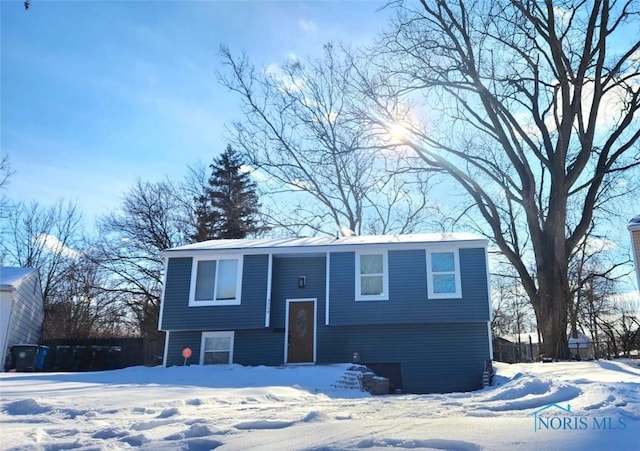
[[189, 256, 243, 306], [355, 251, 389, 301], [427, 250, 462, 299]]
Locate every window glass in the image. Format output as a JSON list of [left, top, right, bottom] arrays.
[[433, 273, 456, 293], [431, 252, 455, 272], [194, 260, 216, 301], [360, 254, 383, 274], [202, 333, 232, 365], [356, 252, 387, 300], [205, 336, 231, 350], [216, 259, 238, 300], [361, 275, 383, 296], [204, 351, 230, 365], [428, 250, 461, 298]]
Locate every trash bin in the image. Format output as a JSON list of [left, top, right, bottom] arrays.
[[107, 346, 122, 369], [54, 345, 73, 371], [9, 345, 39, 371], [91, 346, 110, 370], [72, 346, 86, 371], [34, 346, 49, 370]]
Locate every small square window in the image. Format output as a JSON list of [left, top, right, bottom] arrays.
[[427, 250, 461, 299], [200, 331, 234, 365]]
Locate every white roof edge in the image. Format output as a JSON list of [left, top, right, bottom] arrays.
[[0, 267, 38, 290], [628, 215, 640, 231], [161, 233, 488, 257]]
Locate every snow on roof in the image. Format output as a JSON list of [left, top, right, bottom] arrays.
[[0, 267, 37, 291], [629, 215, 640, 230], [568, 332, 592, 345], [163, 233, 487, 255], [498, 333, 540, 344]]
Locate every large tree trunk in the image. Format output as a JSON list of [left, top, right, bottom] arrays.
[[536, 283, 570, 359]]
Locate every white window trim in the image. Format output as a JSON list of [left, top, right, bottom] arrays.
[[200, 331, 234, 365], [189, 255, 243, 307], [427, 249, 462, 299], [355, 250, 389, 301]]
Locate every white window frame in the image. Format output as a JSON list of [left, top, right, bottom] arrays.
[[200, 331, 234, 365], [427, 249, 462, 299], [189, 255, 243, 306], [355, 250, 389, 301]]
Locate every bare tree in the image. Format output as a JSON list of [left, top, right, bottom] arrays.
[[1, 200, 82, 305], [220, 44, 437, 236], [598, 296, 640, 357], [94, 179, 191, 364], [0, 155, 12, 224], [364, 0, 640, 358], [44, 252, 131, 340], [0, 155, 10, 190]]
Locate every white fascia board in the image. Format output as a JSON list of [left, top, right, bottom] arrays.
[[161, 239, 489, 259]]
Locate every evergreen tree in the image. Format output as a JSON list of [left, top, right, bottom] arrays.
[[192, 145, 262, 241]]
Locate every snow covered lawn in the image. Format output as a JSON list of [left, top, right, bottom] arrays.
[[1, 360, 638, 450]]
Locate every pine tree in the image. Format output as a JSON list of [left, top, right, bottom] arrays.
[[192, 145, 263, 241]]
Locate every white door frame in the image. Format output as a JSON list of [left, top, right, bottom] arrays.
[[284, 298, 317, 365]]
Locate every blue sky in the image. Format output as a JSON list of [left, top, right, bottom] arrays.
[[1, 0, 390, 223], [2, 1, 638, 295]]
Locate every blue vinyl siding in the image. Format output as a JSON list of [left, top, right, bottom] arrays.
[[329, 248, 489, 325], [161, 241, 492, 393], [166, 322, 490, 393], [164, 331, 203, 367], [160, 255, 269, 331], [269, 256, 326, 329], [316, 322, 490, 393], [234, 329, 284, 366], [165, 329, 284, 367]]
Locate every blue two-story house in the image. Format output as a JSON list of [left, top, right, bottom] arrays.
[[159, 233, 493, 393]]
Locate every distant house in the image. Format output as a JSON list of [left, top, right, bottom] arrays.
[[159, 234, 493, 394], [493, 334, 540, 363], [629, 215, 640, 289], [568, 331, 594, 360], [0, 267, 44, 370]]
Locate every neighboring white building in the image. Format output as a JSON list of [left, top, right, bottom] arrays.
[[629, 215, 640, 290], [0, 267, 44, 370], [568, 331, 595, 360]]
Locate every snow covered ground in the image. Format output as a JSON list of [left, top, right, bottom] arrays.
[[1, 360, 638, 450]]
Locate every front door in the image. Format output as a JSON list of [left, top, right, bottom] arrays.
[[286, 300, 315, 363]]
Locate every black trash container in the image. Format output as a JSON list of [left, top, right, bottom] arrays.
[[71, 346, 86, 371], [8, 345, 39, 371], [54, 345, 73, 371], [106, 346, 122, 370], [91, 346, 110, 370]]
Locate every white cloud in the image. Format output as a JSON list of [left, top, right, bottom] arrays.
[[35, 234, 80, 259], [298, 19, 318, 33], [579, 236, 618, 255], [265, 63, 305, 93], [241, 164, 270, 183]]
